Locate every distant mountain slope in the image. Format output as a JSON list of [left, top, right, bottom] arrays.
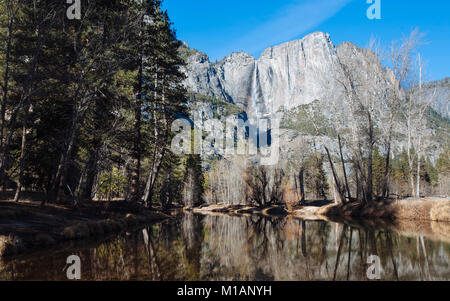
[[181, 32, 395, 118], [419, 77, 449, 118], [180, 32, 449, 161]]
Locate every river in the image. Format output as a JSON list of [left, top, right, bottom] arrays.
[[1, 213, 449, 281]]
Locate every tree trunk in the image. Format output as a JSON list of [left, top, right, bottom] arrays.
[[355, 165, 361, 201], [129, 61, 143, 203], [43, 100, 85, 206], [142, 152, 165, 208], [82, 147, 100, 201], [142, 73, 170, 208], [338, 135, 352, 201], [409, 168, 415, 198], [407, 101, 415, 198], [325, 146, 346, 205], [56, 130, 79, 201], [14, 123, 27, 202], [416, 151, 421, 198], [53, 111, 80, 202], [298, 167, 305, 204], [366, 113, 374, 203], [382, 142, 391, 199]]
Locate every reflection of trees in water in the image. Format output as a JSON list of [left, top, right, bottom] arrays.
[[1, 217, 450, 280], [198, 216, 450, 281], [330, 226, 450, 281], [201, 215, 254, 280], [200, 215, 330, 280], [246, 216, 286, 260], [180, 213, 204, 280]]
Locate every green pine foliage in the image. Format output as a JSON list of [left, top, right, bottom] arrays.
[[0, 0, 204, 206], [304, 152, 329, 199], [372, 147, 386, 198]]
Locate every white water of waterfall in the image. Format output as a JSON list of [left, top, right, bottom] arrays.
[[251, 62, 260, 120], [250, 62, 260, 150]]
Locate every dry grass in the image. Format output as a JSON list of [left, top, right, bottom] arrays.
[[430, 201, 450, 222], [319, 198, 450, 223], [318, 201, 395, 220], [391, 198, 436, 221]]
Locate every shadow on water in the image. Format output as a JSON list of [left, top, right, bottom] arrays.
[[1, 213, 449, 281]]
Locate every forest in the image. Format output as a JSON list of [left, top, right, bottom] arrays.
[[0, 0, 204, 209]]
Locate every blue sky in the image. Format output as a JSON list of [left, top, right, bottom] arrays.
[[163, 0, 450, 81]]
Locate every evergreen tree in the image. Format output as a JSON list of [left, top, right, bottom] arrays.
[[304, 152, 328, 200], [0, 0, 196, 209], [372, 147, 385, 199], [183, 155, 204, 208]]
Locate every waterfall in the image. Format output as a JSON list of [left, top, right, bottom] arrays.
[[251, 62, 270, 120], [251, 61, 260, 119]]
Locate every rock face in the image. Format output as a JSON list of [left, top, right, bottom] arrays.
[[183, 32, 395, 118], [254, 32, 338, 115], [418, 78, 450, 118], [182, 31, 448, 168], [183, 31, 448, 121], [183, 32, 341, 116]]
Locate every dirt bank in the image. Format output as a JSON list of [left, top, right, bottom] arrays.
[[190, 204, 289, 217], [0, 200, 170, 258], [317, 197, 450, 222], [190, 198, 450, 223], [190, 200, 335, 219]]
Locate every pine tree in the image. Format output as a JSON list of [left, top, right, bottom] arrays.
[[140, 2, 187, 207], [0, 0, 191, 209], [304, 152, 328, 200], [424, 156, 438, 188], [372, 147, 385, 199]]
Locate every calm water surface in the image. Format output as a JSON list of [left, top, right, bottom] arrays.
[[1, 214, 449, 281]]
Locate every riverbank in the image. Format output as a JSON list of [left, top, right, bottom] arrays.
[[189, 200, 335, 221], [2, 196, 449, 258], [0, 199, 170, 258], [318, 197, 450, 222], [190, 204, 289, 216], [190, 198, 450, 244], [191, 197, 450, 223]]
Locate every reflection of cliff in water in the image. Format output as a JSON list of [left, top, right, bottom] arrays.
[[1, 214, 449, 281], [199, 215, 450, 281]]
